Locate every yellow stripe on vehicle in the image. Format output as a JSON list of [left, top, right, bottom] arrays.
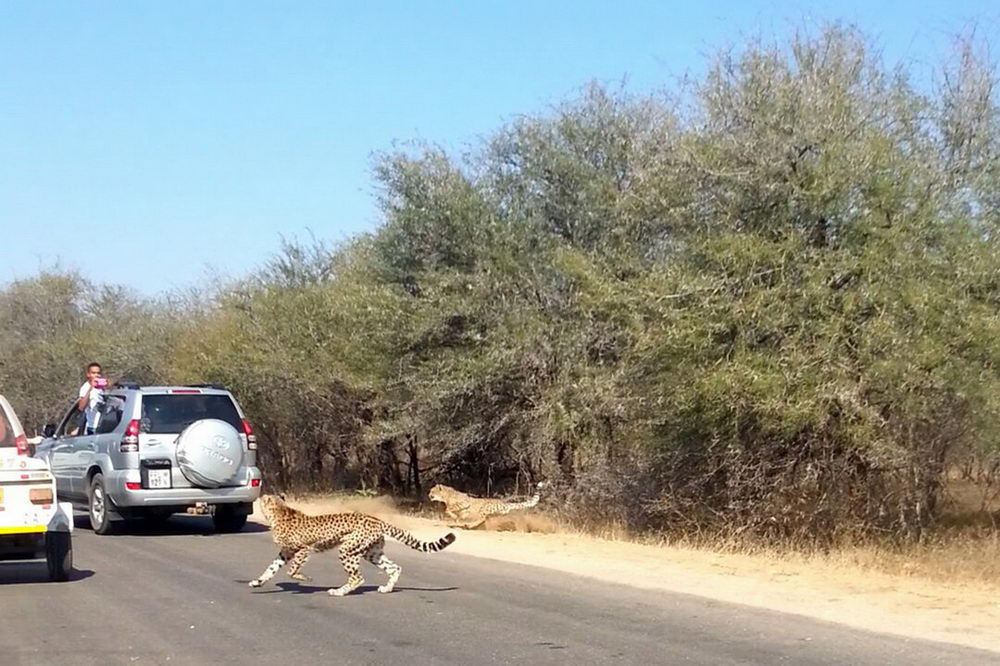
[[0, 525, 47, 534]]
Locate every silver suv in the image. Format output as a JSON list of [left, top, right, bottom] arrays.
[[35, 383, 262, 534]]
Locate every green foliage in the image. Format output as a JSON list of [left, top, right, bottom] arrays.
[[350, 24, 1000, 539], [3, 24, 998, 543], [0, 272, 175, 430]]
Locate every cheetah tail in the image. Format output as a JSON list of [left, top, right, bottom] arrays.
[[507, 482, 546, 510], [385, 524, 457, 553]]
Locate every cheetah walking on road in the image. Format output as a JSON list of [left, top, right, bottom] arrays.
[[249, 494, 456, 596]]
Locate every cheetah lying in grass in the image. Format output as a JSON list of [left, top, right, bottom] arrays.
[[249, 494, 456, 596], [428, 482, 545, 529]]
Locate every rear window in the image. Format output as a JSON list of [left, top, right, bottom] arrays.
[[139, 394, 242, 434]]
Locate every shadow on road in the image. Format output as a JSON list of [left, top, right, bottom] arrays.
[[0, 562, 95, 585], [74, 513, 269, 537], [238, 580, 459, 595]]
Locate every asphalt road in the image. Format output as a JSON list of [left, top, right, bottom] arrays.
[[0, 514, 995, 666]]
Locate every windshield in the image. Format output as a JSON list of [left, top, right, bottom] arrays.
[[139, 394, 242, 434]]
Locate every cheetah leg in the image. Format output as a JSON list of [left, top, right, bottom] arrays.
[[328, 547, 365, 597], [364, 540, 402, 594], [452, 512, 486, 530], [448, 509, 477, 529], [248, 547, 295, 588], [285, 547, 314, 582]]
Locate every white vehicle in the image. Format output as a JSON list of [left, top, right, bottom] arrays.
[[0, 394, 74, 581]]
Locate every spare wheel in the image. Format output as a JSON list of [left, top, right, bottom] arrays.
[[175, 419, 245, 488]]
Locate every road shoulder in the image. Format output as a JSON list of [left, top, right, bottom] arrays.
[[251, 496, 1000, 654]]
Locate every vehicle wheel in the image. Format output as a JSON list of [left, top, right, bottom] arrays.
[[88, 473, 116, 535], [46, 531, 73, 582], [212, 504, 248, 533]]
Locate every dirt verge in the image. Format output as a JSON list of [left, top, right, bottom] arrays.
[[251, 495, 1000, 654]]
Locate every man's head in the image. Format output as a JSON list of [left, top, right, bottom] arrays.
[[86, 363, 102, 382]]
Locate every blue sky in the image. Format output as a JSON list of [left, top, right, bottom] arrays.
[[2, 1, 996, 295]]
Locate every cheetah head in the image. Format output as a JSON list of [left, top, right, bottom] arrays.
[[428, 484, 454, 503], [258, 493, 289, 521]]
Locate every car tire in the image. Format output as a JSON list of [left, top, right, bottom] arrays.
[[88, 473, 116, 535], [46, 531, 73, 582], [212, 504, 248, 533]]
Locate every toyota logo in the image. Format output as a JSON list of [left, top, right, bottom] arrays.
[[212, 435, 231, 451]]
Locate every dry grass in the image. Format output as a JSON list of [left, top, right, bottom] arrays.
[[626, 525, 1000, 590], [821, 478, 1000, 587], [269, 480, 1000, 590], [261, 484, 1000, 653], [474, 480, 1000, 590], [811, 532, 1000, 585], [480, 513, 562, 534], [254, 491, 401, 521]]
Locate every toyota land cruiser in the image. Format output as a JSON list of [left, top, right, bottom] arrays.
[[35, 383, 262, 534]]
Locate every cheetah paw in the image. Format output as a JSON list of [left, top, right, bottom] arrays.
[[328, 586, 350, 597], [377, 585, 395, 594], [289, 574, 312, 582], [248, 580, 262, 588]]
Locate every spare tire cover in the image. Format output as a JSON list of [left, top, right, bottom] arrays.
[[175, 419, 245, 488]]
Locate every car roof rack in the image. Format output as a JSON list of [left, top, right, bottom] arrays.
[[186, 383, 227, 390], [113, 381, 141, 390]]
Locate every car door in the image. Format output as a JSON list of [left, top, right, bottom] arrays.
[[49, 403, 85, 498], [82, 395, 125, 479]]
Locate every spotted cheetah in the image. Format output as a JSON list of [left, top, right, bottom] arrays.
[[428, 482, 545, 529], [249, 494, 456, 596]]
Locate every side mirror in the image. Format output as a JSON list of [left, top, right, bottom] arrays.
[[41, 423, 56, 438]]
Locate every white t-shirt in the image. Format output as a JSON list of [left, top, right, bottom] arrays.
[[79, 382, 103, 432]]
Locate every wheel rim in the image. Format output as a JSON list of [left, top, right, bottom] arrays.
[[91, 485, 105, 526]]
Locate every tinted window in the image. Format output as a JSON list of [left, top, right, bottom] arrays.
[[140, 395, 242, 434], [58, 405, 84, 438], [96, 396, 126, 434]]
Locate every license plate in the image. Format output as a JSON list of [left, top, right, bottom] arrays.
[[147, 469, 171, 489]]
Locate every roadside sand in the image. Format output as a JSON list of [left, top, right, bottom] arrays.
[[250, 496, 1000, 654]]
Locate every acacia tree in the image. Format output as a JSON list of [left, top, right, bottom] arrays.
[[0, 272, 174, 431], [5, 24, 997, 545], [352, 25, 1000, 541]]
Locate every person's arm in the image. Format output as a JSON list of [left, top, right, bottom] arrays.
[[77, 383, 91, 411]]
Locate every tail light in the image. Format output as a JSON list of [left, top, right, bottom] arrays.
[[125, 482, 142, 490], [241, 419, 257, 450], [30, 487, 53, 504], [250, 478, 261, 487], [14, 434, 28, 456], [120, 419, 140, 452]]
